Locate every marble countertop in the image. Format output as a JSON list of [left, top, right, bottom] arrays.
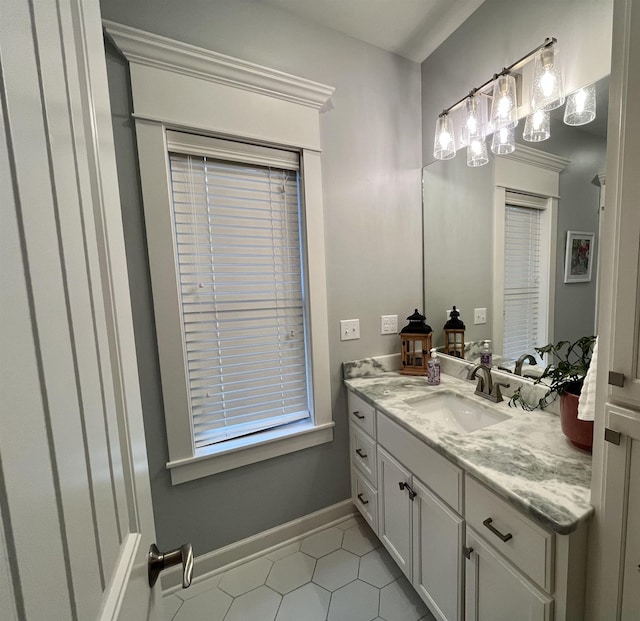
[[344, 370, 593, 535]]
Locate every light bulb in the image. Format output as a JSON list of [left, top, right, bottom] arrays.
[[463, 95, 485, 144], [490, 74, 518, 130], [491, 125, 515, 155], [531, 44, 564, 111], [564, 83, 596, 126], [523, 109, 550, 142], [433, 114, 456, 160], [467, 135, 488, 167]]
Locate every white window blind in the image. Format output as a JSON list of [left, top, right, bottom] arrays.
[[167, 134, 310, 449], [503, 202, 543, 362]]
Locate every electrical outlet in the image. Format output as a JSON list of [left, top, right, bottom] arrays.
[[474, 307, 487, 325], [381, 314, 398, 334], [340, 319, 360, 341]]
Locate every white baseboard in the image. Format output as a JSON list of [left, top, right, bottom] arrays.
[[161, 499, 356, 592]]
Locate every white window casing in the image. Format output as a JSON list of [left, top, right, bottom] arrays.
[[493, 145, 569, 361], [104, 21, 335, 484]]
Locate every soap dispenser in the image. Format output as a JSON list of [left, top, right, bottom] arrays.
[[427, 348, 441, 385], [480, 340, 493, 367]]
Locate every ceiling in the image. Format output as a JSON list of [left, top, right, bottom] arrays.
[[255, 0, 485, 63]]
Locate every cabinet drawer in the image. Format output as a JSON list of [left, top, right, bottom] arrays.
[[349, 423, 377, 485], [352, 466, 378, 532], [347, 391, 376, 438], [377, 412, 463, 513], [465, 475, 553, 592]]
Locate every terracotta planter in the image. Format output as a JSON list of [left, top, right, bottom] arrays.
[[559, 392, 594, 452]]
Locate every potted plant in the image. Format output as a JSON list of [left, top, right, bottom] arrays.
[[509, 335, 597, 451]]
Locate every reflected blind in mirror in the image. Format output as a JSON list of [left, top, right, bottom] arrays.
[[503, 203, 543, 362], [167, 135, 310, 448]]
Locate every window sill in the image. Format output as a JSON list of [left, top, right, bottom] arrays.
[[166, 421, 335, 484]]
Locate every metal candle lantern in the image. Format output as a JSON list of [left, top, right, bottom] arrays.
[[400, 309, 433, 376], [444, 306, 466, 359]]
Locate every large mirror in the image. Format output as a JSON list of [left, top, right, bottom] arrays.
[[422, 77, 609, 375]]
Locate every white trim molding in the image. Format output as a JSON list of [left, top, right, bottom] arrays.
[[160, 501, 356, 591], [103, 21, 334, 111], [107, 22, 335, 484], [502, 144, 571, 173]]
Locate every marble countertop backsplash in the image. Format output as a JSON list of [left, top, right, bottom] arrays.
[[343, 355, 592, 535]]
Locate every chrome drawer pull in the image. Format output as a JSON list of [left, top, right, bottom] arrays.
[[398, 481, 417, 501], [357, 493, 369, 505], [355, 448, 368, 458], [483, 517, 513, 542], [352, 410, 365, 420]]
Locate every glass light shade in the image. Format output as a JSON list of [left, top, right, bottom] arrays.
[[564, 84, 596, 126], [433, 114, 456, 160], [491, 125, 516, 155], [467, 134, 489, 167], [490, 74, 518, 130], [531, 44, 565, 111], [523, 109, 551, 142], [463, 96, 485, 143]]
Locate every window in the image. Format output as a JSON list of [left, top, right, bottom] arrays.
[[500, 190, 552, 364], [167, 135, 310, 449], [106, 23, 335, 483], [503, 201, 543, 362]]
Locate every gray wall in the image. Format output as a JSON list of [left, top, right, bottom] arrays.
[[101, 0, 422, 555], [541, 124, 607, 344], [423, 157, 495, 346]]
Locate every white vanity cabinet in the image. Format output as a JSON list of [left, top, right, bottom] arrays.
[[377, 411, 465, 621], [348, 391, 378, 531], [347, 388, 589, 621]]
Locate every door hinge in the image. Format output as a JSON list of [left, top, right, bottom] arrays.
[[604, 428, 622, 445], [608, 371, 625, 387]]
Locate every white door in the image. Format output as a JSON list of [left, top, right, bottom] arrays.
[[0, 1, 184, 618]]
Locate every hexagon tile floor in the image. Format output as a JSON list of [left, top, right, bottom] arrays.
[[163, 515, 436, 621]]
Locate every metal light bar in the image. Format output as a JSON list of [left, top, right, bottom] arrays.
[[438, 37, 557, 118]]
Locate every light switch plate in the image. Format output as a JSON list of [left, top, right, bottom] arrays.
[[340, 319, 360, 341], [474, 307, 487, 325], [381, 315, 398, 334]]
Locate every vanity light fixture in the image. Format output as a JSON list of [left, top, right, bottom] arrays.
[[523, 108, 551, 142], [530, 42, 565, 111], [433, 113, 456, 160], [432, 37, 561, 163], [563, 83, 596, 126]]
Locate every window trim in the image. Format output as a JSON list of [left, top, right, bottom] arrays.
[[105, 21, 335, 483]]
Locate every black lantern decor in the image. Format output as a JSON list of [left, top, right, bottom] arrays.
[[444, 306, 466, 358], [400, 309, 433, 376]]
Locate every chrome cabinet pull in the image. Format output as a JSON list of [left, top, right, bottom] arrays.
[[352, 410, 365, 420], [483, 517, 513, 542], [149, 542, 194, 589], [357, 493, 369, 505], [398, 481, 417, 501], [355, 448, 367, 458], [463, 546, 474, 559]]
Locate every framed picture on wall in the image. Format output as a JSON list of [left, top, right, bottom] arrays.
[[564, 231, 595, 283]]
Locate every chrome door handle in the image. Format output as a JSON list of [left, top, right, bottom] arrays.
[[149, 542, 194, 588]]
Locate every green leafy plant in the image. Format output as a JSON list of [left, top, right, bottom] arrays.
[[509, 336, 596, 411]]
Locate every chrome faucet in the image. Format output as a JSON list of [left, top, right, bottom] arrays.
[[514, 353, 537, 376], [467, 364, 510, 403]]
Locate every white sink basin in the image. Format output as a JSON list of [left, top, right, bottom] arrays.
[[406, 391, 509, 434]]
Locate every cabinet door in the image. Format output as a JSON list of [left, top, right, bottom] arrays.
[[464, 527, 552, 621], [412, 478, 464, 621], [377, 446, 413, 580], [600, 406, 640, 620]]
